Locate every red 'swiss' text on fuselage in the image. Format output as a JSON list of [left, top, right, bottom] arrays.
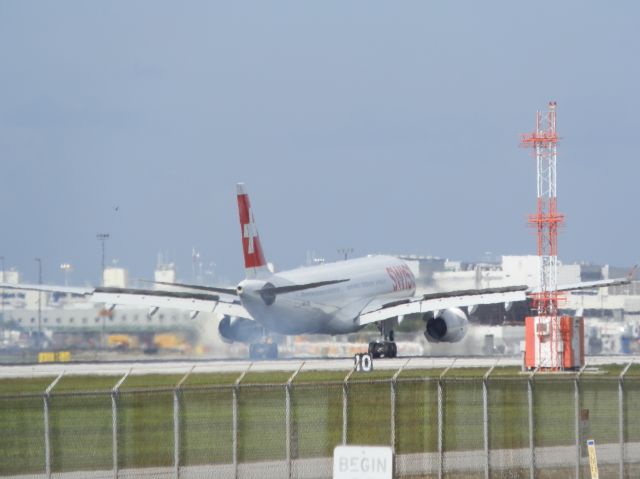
[[385, 264, 416, 292]]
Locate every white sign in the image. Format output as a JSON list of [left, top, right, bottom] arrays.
[[333, 445, 392, 479], [354, 353, 373, 372], [587, 439, 599, 479]]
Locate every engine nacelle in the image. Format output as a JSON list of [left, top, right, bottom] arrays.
[[424, 307, 469, 343], [218, 316, 265, 344]]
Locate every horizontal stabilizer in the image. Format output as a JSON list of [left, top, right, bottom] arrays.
[[139, 279, 237, 296], [95, 286, 221, 301], [266, 279, 350, 296]]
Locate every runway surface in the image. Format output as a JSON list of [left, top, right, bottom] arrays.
[[1, 354, 638, 379]]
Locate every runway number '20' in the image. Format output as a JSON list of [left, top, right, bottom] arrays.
[[354, 353, 373, 372]]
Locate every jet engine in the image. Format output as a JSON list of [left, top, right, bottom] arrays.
[[218, 316, 265, 344], [423, 308, 469, 343]]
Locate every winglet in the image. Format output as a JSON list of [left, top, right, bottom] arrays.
[[237, 183, 270, 278], [627, 264, 638, 281]]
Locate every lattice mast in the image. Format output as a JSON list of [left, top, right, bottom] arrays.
[[521, 101, 564, 369]]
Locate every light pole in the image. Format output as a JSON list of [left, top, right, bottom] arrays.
[[337, 248, 354, 261], [192, 248, 201, 283], [0, 256, 4, 333], [96, 233, 110, 285], [60, 263, 72, 287], [35, 257, 42, 347]]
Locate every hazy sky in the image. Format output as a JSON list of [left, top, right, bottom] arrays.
[[1, 2, 638, 285]]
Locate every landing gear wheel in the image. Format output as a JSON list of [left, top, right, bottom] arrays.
[[384, 342, 397, 358], [368, 341, 397, 359], [249, 343, 278, 360], [368, 341, 384, 358]]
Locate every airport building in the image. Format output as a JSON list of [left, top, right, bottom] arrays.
[[399, 254, 640, 354], [0, 264, 231, 355], [1, 255, 639, 356]]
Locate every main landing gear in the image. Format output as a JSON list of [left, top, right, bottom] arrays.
[[368, 327, 398, 359], [249, 342, 278, 360]]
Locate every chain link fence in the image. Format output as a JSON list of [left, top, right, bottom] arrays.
[[1, 362, 640, 478]]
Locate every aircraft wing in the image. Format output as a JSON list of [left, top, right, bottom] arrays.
[[536, 277, 631, 293], [357, 285, 529, 326], [91, 287, 248, 317], [0, 282, 250, 318], [357, 276, 631, 326], [0, 283, 94, 295]]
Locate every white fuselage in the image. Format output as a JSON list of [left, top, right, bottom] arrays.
[[237, 255, 416, 335]]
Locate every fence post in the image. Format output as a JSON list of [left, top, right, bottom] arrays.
[[575, 365, 586, 479], [173, 389, 180, 479], [438, 360, 455, 479], [286, 362, 305, 479], [233, 363, 252, 479], [390, 359, 410, 476], [43, 394, 50, 479], [112, 369, 130, 479], [619, 362, 632, 479], [391, 359, 410, 453], [174, 365, 195, 479], [342, 367, 356, 445], [528, 369, 536, 479], [483, 363, 496, 479], [43, 372, 64, 479]]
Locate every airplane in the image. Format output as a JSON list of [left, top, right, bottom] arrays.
[[1, 183, 631, 359]]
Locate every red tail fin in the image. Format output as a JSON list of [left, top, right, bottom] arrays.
[[237, 183, 269, 278]]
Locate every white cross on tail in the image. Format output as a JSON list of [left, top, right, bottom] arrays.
[[243, 209, 257, 254]]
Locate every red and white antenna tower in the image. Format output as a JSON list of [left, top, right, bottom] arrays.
[[521, 101, 565, 370]]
